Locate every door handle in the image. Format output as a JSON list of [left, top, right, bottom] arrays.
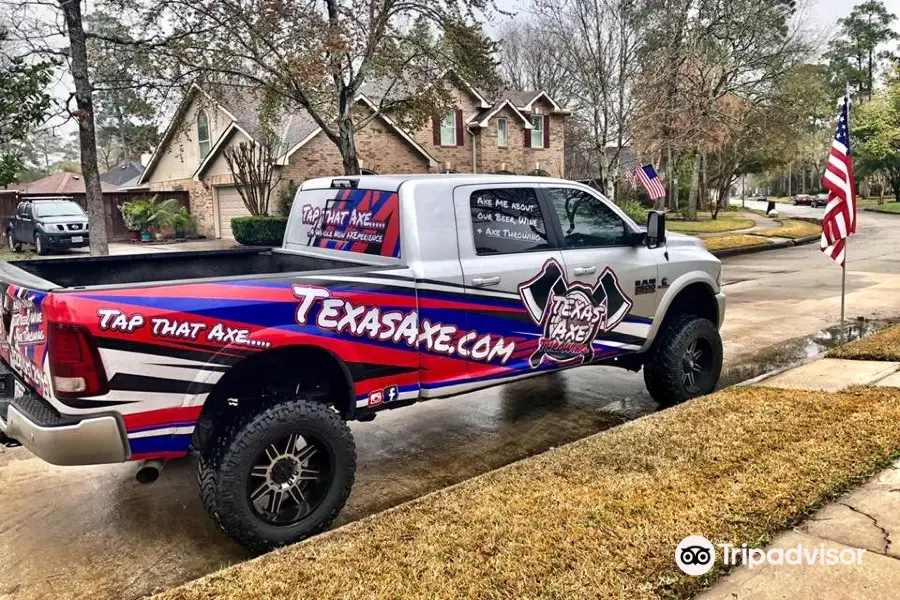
[[573, 266, 597, 276], [472, 276, 501, 287]]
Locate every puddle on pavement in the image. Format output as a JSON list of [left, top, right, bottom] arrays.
[[2, 317, 898, 600], [719, 317, 899, 389]]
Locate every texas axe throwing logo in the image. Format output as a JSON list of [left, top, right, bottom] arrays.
[[517, 259, 633, 368]]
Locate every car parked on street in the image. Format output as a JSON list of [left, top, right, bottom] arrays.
[[813, 193, 829, 207], [6, 198, 90, 255], [0, 174, 725, 552], [791, 194, 814, 206]]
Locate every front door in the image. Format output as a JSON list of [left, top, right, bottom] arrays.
[[447, 183, 566, 397], [541, 184, 662, 359]]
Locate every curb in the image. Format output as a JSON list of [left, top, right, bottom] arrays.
[[711, 234, 819, 258], [863, 207, 900, 216]]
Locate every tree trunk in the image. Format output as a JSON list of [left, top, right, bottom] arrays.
[[687, 152, 699, 220], [60, 0, 108, 256]]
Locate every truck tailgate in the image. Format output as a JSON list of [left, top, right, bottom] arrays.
[[0, 284, 52, 398]]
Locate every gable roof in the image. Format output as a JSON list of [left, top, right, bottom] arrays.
[[100, 161, 145, 186], [138, 84, 234, 185], [469, 98, 533, 129], [24, 172, 119, 194]]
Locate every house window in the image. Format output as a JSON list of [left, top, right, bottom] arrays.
[[440, 112, 457, 146], [197, 109, 211, 159], [497, 118, 508, 147], [531, 115, 544, 149]]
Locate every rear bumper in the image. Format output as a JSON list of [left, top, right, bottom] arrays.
[[0, 368, 127, 465]]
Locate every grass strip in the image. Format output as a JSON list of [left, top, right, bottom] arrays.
[[828, 324, 900, 361], [158, 386, 900, 600], [755, 219, 821, 239], [864, 203, 900, 214], [704, 234, 772, 252]]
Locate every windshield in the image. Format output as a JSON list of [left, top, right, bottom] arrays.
[[33, 202, 85, 218]]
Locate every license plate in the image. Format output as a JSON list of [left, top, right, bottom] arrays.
[[71, 236, 83, 243], [14, 379, 24, 399]]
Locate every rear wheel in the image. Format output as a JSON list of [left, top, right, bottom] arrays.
[[643, 315, 723, 407], [7, 230, 20, 253], [198, 399, 356, 553]]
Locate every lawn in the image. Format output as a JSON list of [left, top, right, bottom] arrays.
[[157, 385, 900, 600], [0, 250, 37, 261], [828, 324, 900, 361], [755, 219, 821, 239], [864, 202, 900, 214], [668, 213, 755, 234], [704, 234, 772, 252]]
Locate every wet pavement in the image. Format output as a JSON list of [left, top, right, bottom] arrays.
[[2, 210, 900, 600]]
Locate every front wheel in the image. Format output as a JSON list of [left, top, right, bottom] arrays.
[[199, 399, 356, 553], [643, 316, 723, 407], [34, 234, 49, 256]]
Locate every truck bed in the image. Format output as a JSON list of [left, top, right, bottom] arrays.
[[5, 247, 359, 289]]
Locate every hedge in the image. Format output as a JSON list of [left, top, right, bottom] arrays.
[[231, 216, 288, 246]]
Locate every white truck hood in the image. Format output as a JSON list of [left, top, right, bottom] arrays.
[[665, 231, 705, 249]]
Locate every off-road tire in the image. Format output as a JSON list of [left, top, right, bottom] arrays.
[[643, 315, 722, 407], [198, 399, 356, 553]]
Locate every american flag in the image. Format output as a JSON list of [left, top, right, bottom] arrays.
[[635, 164, 666, 200], [820, 89, 857, 266], [623, 168, 637, 188]]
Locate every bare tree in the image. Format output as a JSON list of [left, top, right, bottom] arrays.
[[532, 0, 641, 200], [497, 19, 573, 103], [109, 0, 501, 175], [223, 141, 281, 216]]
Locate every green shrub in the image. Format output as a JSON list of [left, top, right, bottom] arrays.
[[277, 180, 299, 217], [231, 216, 288, 246], [621, 200, 649, 224]]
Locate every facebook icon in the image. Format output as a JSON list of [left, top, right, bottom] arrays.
[[383, 385, 399, 403]]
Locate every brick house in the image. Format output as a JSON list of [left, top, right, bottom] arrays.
[[139, 76, 570, 239]]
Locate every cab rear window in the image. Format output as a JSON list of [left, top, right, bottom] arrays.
[[291, 188, 401, 258]]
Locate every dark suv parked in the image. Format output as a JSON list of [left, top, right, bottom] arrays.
[[6, 198, 89, 255]]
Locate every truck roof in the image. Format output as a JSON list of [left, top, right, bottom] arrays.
[[300, 174, 582, 193]]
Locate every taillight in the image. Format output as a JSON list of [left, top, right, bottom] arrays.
[[48, 323, 109, 398]]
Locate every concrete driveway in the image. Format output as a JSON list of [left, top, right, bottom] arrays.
[[2, 211, 899, 600]]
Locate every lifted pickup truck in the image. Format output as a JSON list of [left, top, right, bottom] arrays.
[[0, 174, 724, 551]]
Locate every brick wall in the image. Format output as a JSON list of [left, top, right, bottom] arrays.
[[411, 87, 480, 173], [150, 178, 216, 238], [278, 118, 431, 186]]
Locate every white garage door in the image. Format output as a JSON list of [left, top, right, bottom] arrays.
[[215, 186, 252, 239]]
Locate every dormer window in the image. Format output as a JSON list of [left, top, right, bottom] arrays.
[[197, 109, 211, 159]]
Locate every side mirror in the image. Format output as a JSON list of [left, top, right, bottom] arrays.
[[646, 211, 666, 249]]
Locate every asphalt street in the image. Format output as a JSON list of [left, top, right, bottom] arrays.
[[2, 208, 899, 600]]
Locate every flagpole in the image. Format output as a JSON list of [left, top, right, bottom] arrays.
[[841, 243, 847, 344], [841, 81, 851, 345]]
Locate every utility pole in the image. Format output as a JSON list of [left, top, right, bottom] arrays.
[[741, 173, 745, 208]]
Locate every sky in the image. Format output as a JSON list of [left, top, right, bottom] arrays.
[[491, 0, 900, 38]]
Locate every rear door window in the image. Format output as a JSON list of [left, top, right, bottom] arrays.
[[469, 188, 549, 255], [290, 187, 401, 258]]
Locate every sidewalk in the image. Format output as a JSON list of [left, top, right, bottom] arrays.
[[700, 355, 900, 599]]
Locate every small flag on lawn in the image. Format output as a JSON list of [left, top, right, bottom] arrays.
[[820, 88, 857, 267], [635, 164, 666, 200]]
